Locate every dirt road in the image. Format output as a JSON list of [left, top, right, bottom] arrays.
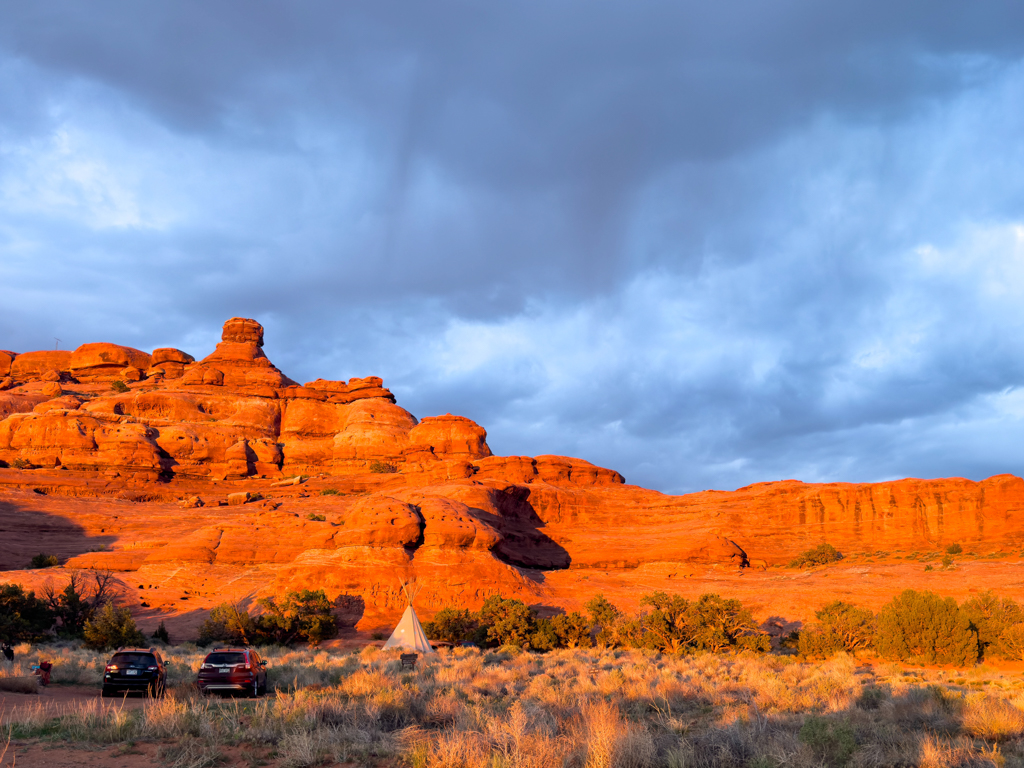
[[0, 684, 152, 716]]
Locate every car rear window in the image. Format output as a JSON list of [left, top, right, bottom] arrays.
[[205, 652, 246, 665], [111, 653, 155, 666]]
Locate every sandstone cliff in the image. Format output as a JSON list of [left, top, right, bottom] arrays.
[[0, 318, 1021, 638]]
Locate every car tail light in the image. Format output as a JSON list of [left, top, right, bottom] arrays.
[[106, 665, 118, 671], [148, 666, 158, 671]]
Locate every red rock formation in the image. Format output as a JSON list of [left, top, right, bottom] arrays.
[[10, 350, 72, 380], [1, 316, 1021, 641], [69, 343, 152, 381], [0, 351, 16, 377], [0, 319, 469, 479], [149, 348, 195, 379]]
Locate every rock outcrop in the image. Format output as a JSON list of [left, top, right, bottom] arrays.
[[1, 316, 1022, 640], [0, 319, 632, 491], [69, 344, 152, 381]]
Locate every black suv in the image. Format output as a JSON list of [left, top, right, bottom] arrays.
[[197, 648, 268, 697], [102, 647, 166, 697]]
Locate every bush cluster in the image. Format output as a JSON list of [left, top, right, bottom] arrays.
[[83, 604, 147, 651], [799, 589, 1024, 665], [1, 572, 135, 645], [198, 589, 338, 647], [0, 583, 53, 643], [29, 553, 59, 568], [423, 591, 770, 653], [420, 587, 1024, 664], [789, 542, 844, 568]]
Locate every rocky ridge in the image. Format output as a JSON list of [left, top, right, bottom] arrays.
[[1, 318, 1022, 636]]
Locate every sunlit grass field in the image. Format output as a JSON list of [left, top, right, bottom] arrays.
[[2, 643, 1024, 767]]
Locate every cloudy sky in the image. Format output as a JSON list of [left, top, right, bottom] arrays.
[[3, 2, 1024, 493]]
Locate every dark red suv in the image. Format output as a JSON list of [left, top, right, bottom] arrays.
[[197, 648, 268, 696], [102, 647, 166, 698]]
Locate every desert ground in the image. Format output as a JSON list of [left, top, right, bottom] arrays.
[[3, 644, 1024, 768]]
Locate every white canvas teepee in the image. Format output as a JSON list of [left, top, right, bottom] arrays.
[[383, 582, 435, 654]]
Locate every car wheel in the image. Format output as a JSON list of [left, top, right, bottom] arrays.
[[101, 686, 114, 698]]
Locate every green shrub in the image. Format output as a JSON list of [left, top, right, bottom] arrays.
[[423, 608, 476, 643], [550, 611, 593, 648], [961, 591, 1024, 660], [998, 623, 1024, 661], [875, 589, 978, 665], [203, 594, 340, 648], [799, 715, 856, 766], [856, 686, 887, 710], [257, 589, 338, 647], [151, 620, 170, 644], [368, 460, 398, 474], [29, 553, 59, 568], [198, 603, 257, 646], [798, 601, 874, 657], [789, 543, 843, 568], [83, 604, 147, 651], [478, 595, 536, 646], [0, 583, 53, 642], [945, 543, 963, 555], [111, 380, 130, 393], [941, 554, 954, 569], [585, 594, 621, 646], [319, 488, 340, 496], [618, 592, 765, 653], [529, 618, 559, 651], [43, 571, 119, 638], [10, 458, 35, 470], [306, 513, 326, 521], [686, 593, 765, 652], [527, 614, 597, 651]]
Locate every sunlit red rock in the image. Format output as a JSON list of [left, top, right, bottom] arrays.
[[0, 351, 15, 378], [69, 343, 152, 381], [10, 350, 72, 380], [149, 348, 195, 379], [1, 316, 1022, 642]]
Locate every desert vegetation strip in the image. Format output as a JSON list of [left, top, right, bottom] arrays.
[[1, 645, 1023, 767]]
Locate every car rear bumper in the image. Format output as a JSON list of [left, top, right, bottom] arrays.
[[200, 682, 250, 691], [104, 679, 161, 691]]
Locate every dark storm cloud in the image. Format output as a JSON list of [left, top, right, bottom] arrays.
[[2, 1, 1024, 492]]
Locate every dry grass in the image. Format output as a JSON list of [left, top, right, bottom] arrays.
[[962, 693, 1024, 741], [1, 644, 1024, 767]]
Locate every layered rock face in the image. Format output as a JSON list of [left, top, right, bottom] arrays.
[[1, 317, 1022, 638], [0, 318, 539, 482]]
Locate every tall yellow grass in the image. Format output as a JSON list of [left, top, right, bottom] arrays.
[[1, 643, 1022, 767]]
